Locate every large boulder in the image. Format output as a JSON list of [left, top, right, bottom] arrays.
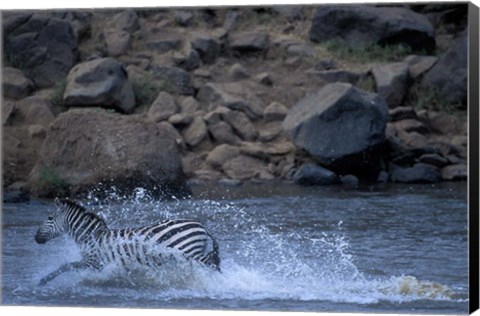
[[421, 30, 467, 107], [3, 13, 78, 88], [63, 58, 135, 113], [309, 5, 435, 53], [28, 109, 191, 199], [283, 82, 388, 179]]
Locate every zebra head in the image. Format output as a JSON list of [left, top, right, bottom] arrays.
[[35, 198, 72, 244]]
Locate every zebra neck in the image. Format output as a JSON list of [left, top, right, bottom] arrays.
[[66, 212, 108, 244], [69, 224, 106, 244]]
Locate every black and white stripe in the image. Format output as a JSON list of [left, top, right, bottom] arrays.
[[35, 198, 220, 285]]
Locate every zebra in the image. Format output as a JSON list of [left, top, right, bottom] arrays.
[[34, 198, 221, 286]]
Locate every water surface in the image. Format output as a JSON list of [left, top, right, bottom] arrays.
[[1, 182, 468, 313]]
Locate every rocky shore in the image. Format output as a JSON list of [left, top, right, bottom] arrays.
[[2, 4, 469, 201]]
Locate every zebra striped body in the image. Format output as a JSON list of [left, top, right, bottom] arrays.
[[35, 198, 220, 285]]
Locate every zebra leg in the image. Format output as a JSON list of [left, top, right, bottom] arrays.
[[38, 261, 94, 286]]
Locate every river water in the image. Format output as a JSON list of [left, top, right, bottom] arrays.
[[1, 182, 469, 314]]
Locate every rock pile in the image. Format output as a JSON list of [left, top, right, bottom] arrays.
[[2, 4, 469, 200]]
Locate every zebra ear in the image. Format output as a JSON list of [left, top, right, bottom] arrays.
[[54, 197, 62, 207]]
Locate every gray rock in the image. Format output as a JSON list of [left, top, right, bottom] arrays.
[[222, 155, 270, 180], [158, 121, 185, 148], [389, 106, 418, 121], [377, 170, 390, 183], [104, 30, 131, 57], [418, 153, 449, 167], [111, 9, 140, 33], [146, 36, 182, 54], [310, 5, 435, 53], [272, 6, 305, 21], [229, 63, 250, 80], [3, 101, 16, 126], [265, 141, 296, 155], [197, 82, 264, 119], [283, 82, 388, 179], [28, 124, 47, 139], [53, 11, 92, 40], [259, 122, 283, 142], [63, 58, 135, 113], [441, 164, 467, 181], [2, 67, 34, 99], [255, 72, 273, 86], [293, 163, 340, 186], [203, 107, 231, 125], [341, 174, 360, 186], [174, 10, 194, 27], [309, 69, 367, 85], [183, 116, 208, 147], [153, 66, 194, 95], [390, 163, 442, 183], [286, 44, 316, 58], [393, 119, 429, 134], [229, 31, 269, 52], [427, 111, 462, 135], [208, 121, 238, 144], [264, 102, 288, 122], [206, 144, 240, 169], [403, 55, 438, 79], [223, 110, 258, 141], [4, 13, 78, 88], [173, 44, 201, 71], [315, 58, 337, 71], [372, 62, 410, 108], [239, 142, 269, 160], [421, 31, 467, 107], [191, 35, 221, 64], [148, 91, 179, 122], [13, 97, 55, 126], [223, 11, 240, 31], [168, 113, 194, 126], [180, 96, 200, 113]]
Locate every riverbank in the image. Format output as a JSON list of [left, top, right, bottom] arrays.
[[2, 4, 469, 201]]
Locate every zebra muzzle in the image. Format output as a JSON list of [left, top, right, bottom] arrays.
[[35, 233, 48, 244]]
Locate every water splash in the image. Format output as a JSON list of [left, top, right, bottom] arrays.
[[30, 194, 460, 307]]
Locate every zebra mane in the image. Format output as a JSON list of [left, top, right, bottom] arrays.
[[58, 198, 108, 229]]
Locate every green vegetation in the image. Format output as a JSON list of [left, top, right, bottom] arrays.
[[4, 52, 29, 73], [131, 75, 174, 107], [355, 76, 376, 92], [37, 167, 70, 195], [49, 79, 68, 107], [409, 83, 459, 113], [324, 39, 413, 63], [131, 75, 160, 107]]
